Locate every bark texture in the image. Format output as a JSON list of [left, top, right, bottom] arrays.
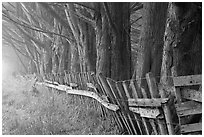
[[95, 3, 131, 81], [140, 2, 168, 96]]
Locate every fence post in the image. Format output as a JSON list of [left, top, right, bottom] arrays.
[[171, 67, 182, 104], [159, 84, 175, 135], [146, 72, 168, 135]]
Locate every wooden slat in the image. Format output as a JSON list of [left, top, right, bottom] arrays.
[[122, 81, 144, 135], [97, 74, 127, 133], [86, 72, 98, 111], [149, 119, 158, 135], [130, 80, 139, 98], [68, 73, 72, 83], [178, 105, 202, 117], [59, 74, 64, 84], [117, 81, 141, 135], [181, 122, 202, 133], [175, 101, 201, 112], [181, 89, 202, 102], [93, 74, 110, 119], [146, 72, 168, 135], [171, 67, 182, 104], [39, 82, 119, 111], [75, 73, 80, 89], [83, 72, 89, 89], [159, 84, 175, 135], [106, 78, 133, 135], [89, 73, 107, 118], [64, 71, 69, 84], [146, 73, 160, 98], [128, 80, 149, 135], [128, 98, 169, 107], [140, 88, 154, 135], [116, 83, 138, 135], [173, 75, 202, 87], [129, 107, 160, 118]]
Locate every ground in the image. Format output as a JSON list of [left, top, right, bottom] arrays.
[[2, 75, 119, 135]]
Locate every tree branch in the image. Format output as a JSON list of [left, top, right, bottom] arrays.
[[131, 4, 143, 14], [72, 10, 96, 27], [130, 16, 142, 26], [73, 2, 96, 11], [3, 14, 73, 41]]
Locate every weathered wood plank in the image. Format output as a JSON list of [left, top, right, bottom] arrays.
[[181, 89, 202, 102], [171, 67, 182, 104], [64, 71, 69, 84], [175, 101, 202, 112], [146, 72, 168, 135], [159, 84, 175, 135], [97, 74, 127, 132], [122, 81, 144, 135], [116, 81, 139, 135], [39, 82, 119, 111], [89, 73, 107, 118], [68, 73, 72, 83], [128, 98, 169, 107], [106, 78, 133, 134], [173, 75, 202, 87], [140, 88, 153, 135], [146, 73, 160, 98], [178, 107, 202, 117], [129, 107, 160, 118], [181, 123, 202, 133], [149, 119, 158, 135], [130, 80, 139, 98], [129, 80, 149, 135]]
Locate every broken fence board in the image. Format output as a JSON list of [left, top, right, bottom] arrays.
[[38, 82, 119, 111], [128, 98, 169, 107], [181, 122, 202, 133], [175, 101, 202, 112], [173, 75, 202, 87], [122, 81, 144, 135], [116, 81, 139, 135], [146, 72, 168, 135], [181, 89, 202, 102], [129, 107, 160, 118], [106, 77, 133, 134], [177, 105, 202, 117], [97, 74, 128, 132]]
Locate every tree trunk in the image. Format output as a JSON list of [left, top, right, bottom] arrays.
[[95, 3, 111, 77], [160, 3, 174, 87], [140, 2, 168, 96], [172, 3, 202, 76], [110, 2, 131, 80], [95, 3, 131, 81]]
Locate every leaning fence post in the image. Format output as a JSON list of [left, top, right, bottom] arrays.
[[146, 72, 168, 135], [159, 84, 175, 135], [171, 67, 182, 104]]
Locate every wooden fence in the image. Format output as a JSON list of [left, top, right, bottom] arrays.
[[36, 71, 201, 135], [172, 71, 202, 135]]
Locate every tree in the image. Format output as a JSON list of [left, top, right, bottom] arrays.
[[139, 2, 168, 96], [160, 3, 202, 87], [94, 2, 132, 81]]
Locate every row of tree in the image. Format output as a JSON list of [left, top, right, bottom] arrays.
[[2, 2, 202, 86]]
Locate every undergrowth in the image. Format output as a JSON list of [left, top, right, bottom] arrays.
[[2, 75, 119, 135]]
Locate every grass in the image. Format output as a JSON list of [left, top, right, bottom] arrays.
[[2, 75, 120, 135]]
